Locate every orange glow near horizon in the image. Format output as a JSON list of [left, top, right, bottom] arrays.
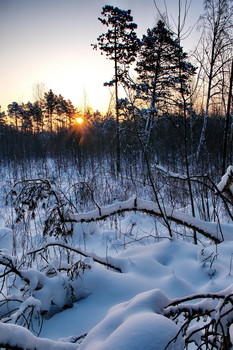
[[76, 116, 84, 125]]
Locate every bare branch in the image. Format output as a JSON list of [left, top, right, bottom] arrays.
[[27, 242, 122, 273]]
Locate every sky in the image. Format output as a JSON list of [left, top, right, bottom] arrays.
[[0, 0, 204, 113]]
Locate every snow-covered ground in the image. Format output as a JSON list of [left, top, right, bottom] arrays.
[[1, 163, 233, 349], [37, 215, 233, 349]]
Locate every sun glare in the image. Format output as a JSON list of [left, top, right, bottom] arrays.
[[76, 117, 84, 125]]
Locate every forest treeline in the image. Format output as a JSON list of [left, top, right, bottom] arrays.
[[0, 0, 232, 173], [0, 98, 227, 170]]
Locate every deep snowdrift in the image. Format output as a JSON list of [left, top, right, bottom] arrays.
[[36, 214, 233, 349]]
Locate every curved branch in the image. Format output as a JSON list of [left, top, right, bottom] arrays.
[[27, 242, 122, 273], [165, 293, 225, 310], [69, 197, 223, 243]]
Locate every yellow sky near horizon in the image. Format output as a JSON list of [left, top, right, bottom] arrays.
[[0, 0, 203, 114]]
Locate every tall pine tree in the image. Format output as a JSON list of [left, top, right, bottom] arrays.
[[135, 21, 196, 132], [93, 5, 140, 173], [44, 89, 58, 133]]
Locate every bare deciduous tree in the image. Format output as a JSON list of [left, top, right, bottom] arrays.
[[195, 0, 233, 160]]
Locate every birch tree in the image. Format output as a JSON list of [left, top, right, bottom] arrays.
[[195, 0, 233, 160]]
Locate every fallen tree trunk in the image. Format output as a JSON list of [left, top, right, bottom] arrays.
[[68, 197, 225, 244]]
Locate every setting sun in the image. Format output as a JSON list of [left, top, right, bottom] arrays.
[[76, 116, 84, 125]]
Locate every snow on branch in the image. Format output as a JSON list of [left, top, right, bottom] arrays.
[[27, 242, 122, 273], [69, 197, 228, 243], [0, 321, 77, 350], [155, 165, 187, 180], [217, 165, 233, 203], [155, 165, 233, 220], [164, 284, 233, 348]]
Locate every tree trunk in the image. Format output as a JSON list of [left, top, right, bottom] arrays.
[[114, 30, 121, 175], [222, 59, 233, 175], [196, 35, 216, 161]]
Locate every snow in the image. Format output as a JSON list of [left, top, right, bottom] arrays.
[[2, 167, 233, 349], [155, 164, 187, 179], [0, 322, 77, 349], [79, 310, 184, 350], [71, 196, 232, 243], [217, 165, 233, 193], [24, 269, 69, 308], [0, 227, 13, 253], [38, 237, 233, 349], [2, 220, 233, 348]]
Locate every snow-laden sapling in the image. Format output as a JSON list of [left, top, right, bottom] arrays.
[[164, 286, 233, 349], [0, 244, 92, 335], [7, 178, 76, 240], [0, 250, 43, 334], [1, 178, 100, 336]]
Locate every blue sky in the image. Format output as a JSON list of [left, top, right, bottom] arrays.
[[0, 0, 203, 113]]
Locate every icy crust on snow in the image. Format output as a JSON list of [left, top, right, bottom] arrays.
[[71, 197, 233, 241], [78, 289, 184, 350]]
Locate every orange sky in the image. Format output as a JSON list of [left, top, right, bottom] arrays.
[[0, 0, 203, 113]]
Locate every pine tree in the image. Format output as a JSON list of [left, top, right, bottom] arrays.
[[0, 110, 6, 129], [7, 102, 24, 130], [44, 89, 58, 132], [93, 5, 140, 173], [20, 103, 33, 132], [26, 101, 43, 133], [135, 21, 196, 132], [65, 100, 76, 128]]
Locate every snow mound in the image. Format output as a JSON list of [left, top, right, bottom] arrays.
[[0, 322, 77, 350], [79, 289, 184, 350]]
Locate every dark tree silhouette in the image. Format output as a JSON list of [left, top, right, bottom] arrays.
[[135, 20, 196, 134], [93, 5, 140, 173]]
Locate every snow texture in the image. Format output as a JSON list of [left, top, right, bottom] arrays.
[[2, 167, 233, 349], [38, 237, 233, 349], [78, 289, 184, 350], [0, 322, 77, 349]]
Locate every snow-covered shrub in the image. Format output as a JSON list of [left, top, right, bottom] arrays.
[[0, 243, 92, 335], [165, 285, 233, 349], [0, 321, 77, 349], [7, 178, 75, 239]]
